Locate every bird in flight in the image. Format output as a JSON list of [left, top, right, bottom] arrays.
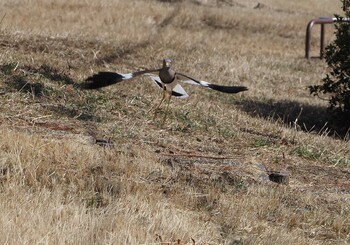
[[82, 59, 248, 124]]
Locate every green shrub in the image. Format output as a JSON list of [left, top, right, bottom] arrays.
[[309, 0, 350, 118]]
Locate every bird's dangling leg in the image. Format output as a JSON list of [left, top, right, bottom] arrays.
[[152, 86, 167, 120], [161, 93, 172, 127]]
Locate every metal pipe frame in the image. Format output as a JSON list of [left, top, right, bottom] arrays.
[[305, 17, 350, 59]]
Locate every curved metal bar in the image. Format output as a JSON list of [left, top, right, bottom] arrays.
[[305, 17, 350, 59]]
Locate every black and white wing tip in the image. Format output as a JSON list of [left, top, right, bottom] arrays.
[[80, 72, 134, 90], [206, 83, 248, 93], [81, 68, 161, 90], [177, 73, 248, 94], [79, 71, 132, 89]]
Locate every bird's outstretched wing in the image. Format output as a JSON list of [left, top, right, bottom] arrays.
[[80, 69, 160, 90], [176, 73, 248, 94]]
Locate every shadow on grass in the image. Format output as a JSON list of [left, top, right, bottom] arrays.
[[4, 75, 46, 97], [93, 40, 151, 66], [23, 64, 75, 85], [235, 98, 349, 140], [0, 63, 74, 85]]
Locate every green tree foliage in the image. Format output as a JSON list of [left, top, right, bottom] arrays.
[[309, 0, 350, 118]]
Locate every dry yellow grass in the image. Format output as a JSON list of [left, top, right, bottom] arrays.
[[0, 0, 350, 244]]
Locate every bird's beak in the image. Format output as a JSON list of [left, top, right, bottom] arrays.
[[163, 59, 172, 67]]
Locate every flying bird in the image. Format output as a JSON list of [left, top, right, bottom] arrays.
[[82, 59, 248, 124]]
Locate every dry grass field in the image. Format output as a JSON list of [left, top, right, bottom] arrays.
[[0, 0, 349, 244]]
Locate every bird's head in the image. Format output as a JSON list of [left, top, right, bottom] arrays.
[[162, 58, 172, 68]]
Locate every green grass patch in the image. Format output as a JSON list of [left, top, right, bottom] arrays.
[[251, 137, 273, 147], [291, 145, 323, 160]]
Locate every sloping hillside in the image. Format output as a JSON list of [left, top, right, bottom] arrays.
[[0, 0, 349, 244]]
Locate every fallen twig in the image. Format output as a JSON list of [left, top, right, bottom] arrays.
[[160, 152, 237, 160]]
